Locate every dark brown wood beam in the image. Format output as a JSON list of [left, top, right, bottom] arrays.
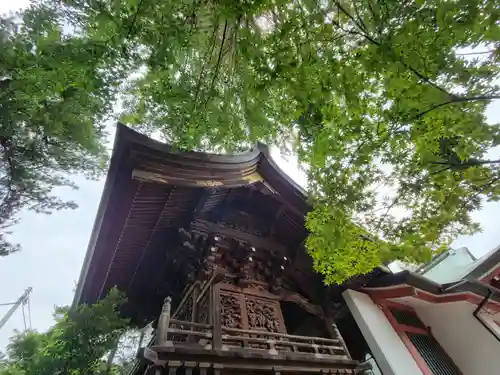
[[125, 187, 175, 292], [270, 204, 286, 236], [210, 188, 240, 223], [191, 219, 288, 254], [187, 188, 216, 224], [151, 345, 359, 370]]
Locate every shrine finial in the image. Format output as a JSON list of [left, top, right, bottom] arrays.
[[162, 296, 172, 312]]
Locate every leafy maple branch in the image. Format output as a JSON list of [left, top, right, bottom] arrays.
[[193, 17, 220, 112], [124, 0, 147, 41], [413, 95, 500, 120], [209, 21, 228, 96], [432, 159, 500, 167], [332, 1, 456, 99], [66, 0, 500, 284]]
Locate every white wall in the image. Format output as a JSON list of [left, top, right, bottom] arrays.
[[342, 290, 423, 375], [416, 302, 500, 375]]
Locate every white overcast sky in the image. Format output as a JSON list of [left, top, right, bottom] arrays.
[[1, 1, 500, 351]]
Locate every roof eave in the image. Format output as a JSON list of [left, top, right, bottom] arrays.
[[364, 270, 500, 304], [72, 124, 310, 307], [72, 124, 132, 308]]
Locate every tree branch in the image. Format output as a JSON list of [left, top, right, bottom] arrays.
[[458, 176, 500, 213], [332, 1, 455, 99], [334, 1, 367, 35], [376, 194, 402, 231], [124, 0, 147, 41], [205, 20, 228, 108], [413, 95, 500, 120], [431, 166, 452, 175], [0, 137, 22, 222], [431, 158, 500, 167], [193, 17, 219, 112], [350, 0, 368, 33], [93, 1, 122, 29]]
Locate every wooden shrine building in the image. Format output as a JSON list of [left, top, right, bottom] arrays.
[[73, 124, 383, 375]]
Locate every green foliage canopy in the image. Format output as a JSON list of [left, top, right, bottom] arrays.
[[48, 0, 500, 283], [0, 3, 125, 256], [0, 289, 128, 375]]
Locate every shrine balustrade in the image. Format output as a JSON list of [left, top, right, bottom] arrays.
[[149, 274, 351, 361]]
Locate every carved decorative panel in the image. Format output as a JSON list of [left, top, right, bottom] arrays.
[[245, 297, 281, 333], [245, 282, 269, 292], [220, 292, 242, 328], [257, 259, 273, 282], [200, 253, 217, 277]]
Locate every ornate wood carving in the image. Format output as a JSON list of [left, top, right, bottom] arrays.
[[245, 297, 281, 333], [170, 218, 330, 342], [200, 251, 218, 278], [191, 219, 287, 254], [246, 258, 271, 282], [220, 292, 242, 329], [244, 282, 269, 292]]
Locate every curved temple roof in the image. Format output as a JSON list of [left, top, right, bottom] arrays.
[[73, 124, 312, 313]]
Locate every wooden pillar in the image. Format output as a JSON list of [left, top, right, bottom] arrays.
[[184, 361, 197, 375], [213, 363, 223, 375], [332, 323, 351, 359], [212, 284, 222, 349], [192, 282, 200, 323], [189, 282, 201, 343], [167, 361, 182, 375], [199, 363, 211, 375], [156, 297, 172, 346]]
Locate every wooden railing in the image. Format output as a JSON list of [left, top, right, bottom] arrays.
[[124, 293, 353, 375], [157, 316, 349, 359], [167, 318, 213, 346], [151, 282, 351, 361], [221, 327, 348, 358]]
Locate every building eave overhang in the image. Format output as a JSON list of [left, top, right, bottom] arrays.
[[72, 124, 310, 308], [361, 270, 500, 311], [466, 244, 500, 282]]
